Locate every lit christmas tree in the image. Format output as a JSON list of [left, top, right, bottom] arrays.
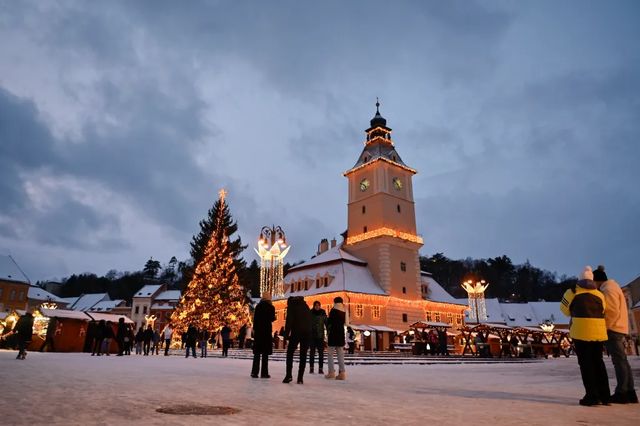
[[171, 189, 250, 334]]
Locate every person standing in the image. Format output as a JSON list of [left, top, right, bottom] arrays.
[[325, 297, 347, 380], [560, 266, 610, 406], [346, 326, 355, 354], [309, 301, 327, 374], [162, 324, 173, 356], [438, 329, 449, 356], [238, 325, 247, 349], [135, 326, 144, 355], [185, 324, 198, 358], [14, 311, 34, 360], [283, 296, 312, 384], [199, 328, 210, 358], [116, 318, 127, 356], [244, 324, 253, 349], [92, 320, 106, 356], [220, 324, 232, 357], [143, 324, 154, 356], [593, 265, 638, 404], [251, 292, 276, 378], [102, 322, 114, 355], [152, 328, 161, 355]]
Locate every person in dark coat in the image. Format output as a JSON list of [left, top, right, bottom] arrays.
[[199, 328, 210, 358], [283, 296, 312, 384], [251, 293, 276, 378], [143, 325, 154, 356], [438, 329, 449, 356], [116, 318, 127, 356], [14, 312, 34, 360], [220, 325, 232, 357], [185, 324, 198, 358], [135, 326, 144, 355], [326, 297, 347, 380], [309, 300, 327, 374], [92, 320, 106, 356], [102, 322, 114, 355], [238, 325, 247, 349]]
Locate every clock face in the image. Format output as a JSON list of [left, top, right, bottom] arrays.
[[393, 177, 403, 190], [360, 178, 370, 192]]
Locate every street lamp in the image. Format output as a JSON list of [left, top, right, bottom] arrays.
[[254, 225, 291, 298], [461, 279, 489, 323]]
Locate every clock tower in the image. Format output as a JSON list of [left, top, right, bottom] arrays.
[[343, 101, 423, 299]]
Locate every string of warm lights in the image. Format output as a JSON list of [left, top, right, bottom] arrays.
[[346, 227, 424, 245], [344, 156, 417, 176]]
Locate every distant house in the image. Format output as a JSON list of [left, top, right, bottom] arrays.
[[123, 284, 181, 331], [622, 275, 640, 340], [0, 255, 31, 313], [456, 297, 568, 328]]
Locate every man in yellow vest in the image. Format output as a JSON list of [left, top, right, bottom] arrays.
[[593, 265, 638, 404], [560, 266, 610, 406]]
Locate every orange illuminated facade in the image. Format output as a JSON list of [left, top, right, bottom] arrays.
[[272, 103, 466, 350]]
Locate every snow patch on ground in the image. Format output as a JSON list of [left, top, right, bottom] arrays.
[[1, 350, 638, 425]]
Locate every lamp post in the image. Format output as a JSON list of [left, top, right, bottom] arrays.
[[461, 279, 489, 323], [254, 225, 290, 298]]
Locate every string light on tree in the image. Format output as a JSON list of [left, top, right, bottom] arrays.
[[462, 279, 489, 323]]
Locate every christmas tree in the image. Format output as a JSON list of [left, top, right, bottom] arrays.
[[171, 189, 250, 334]]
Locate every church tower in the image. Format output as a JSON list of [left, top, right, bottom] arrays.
[[343, 101, 424, 300]]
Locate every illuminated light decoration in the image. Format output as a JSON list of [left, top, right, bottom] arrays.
[[363, 134, 394, 147], [254, 225, 290, 298], [202, 313, 210, 320], [343, 156, 417, 177], [540, 322, 555, 333], [363, 330, 371, 337], [40, 302, 58, 310], [145, 314, 157, 328], [461, 279, 489, 323], [365, 125, 393, 136], [346, 227, 424, 245]]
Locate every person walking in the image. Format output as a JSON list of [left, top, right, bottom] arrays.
[[185, 324, 198, 358], [560, 266, 610, 406], [14, 311, 34, 360], [251, 292, 276, 379], [309, 300, 327, 374], [593, 265, 638, 404], [92, 320, 106, 356], [116, 318, 127, 356], [238, 325, 247, 349], [282, 296, 312, 384], [125, 325, 133, 355], [220, 324, 232, 357], [152, 328, 161, 355], [346, 326, 355, 354], [135, 326, 144, 355], [162, 324, 173, 356], [199, 328, 210, 358], [102, 322, 114, 355], [325, 297, 347, 380], [143, 325, 154, 356]]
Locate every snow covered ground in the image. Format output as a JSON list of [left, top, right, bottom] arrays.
[[1, 350, 638, 425]]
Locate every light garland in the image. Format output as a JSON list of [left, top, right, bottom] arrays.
[[344, 156, 417, 177], [363, 135, 395, 147], [346, 227, 424, 245]]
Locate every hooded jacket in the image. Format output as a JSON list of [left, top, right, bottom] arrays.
[[310, 307, 327, 339], [560, 279, 607, 341], [284, 296, 312, 340], [598, 279, 629, 334]]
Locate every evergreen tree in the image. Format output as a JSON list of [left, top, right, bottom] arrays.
[[181, 195, 247, 289], [143, 257, 161, 279], [170, 191, 250, 333]]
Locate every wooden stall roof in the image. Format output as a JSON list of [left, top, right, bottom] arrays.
[[86, 312, 134, 324], [40, 308, 91, 321]]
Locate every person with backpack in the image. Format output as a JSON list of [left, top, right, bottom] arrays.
[[560, 266, 610, 406], [325, 297, 347, 380]]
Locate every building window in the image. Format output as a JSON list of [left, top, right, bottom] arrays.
[[372, 306, 381, 319], [135, 306, 139, 314], [397, 204, 401, 213], [18, 291, 24, 301], [400, 262, 406, 272], [456, 314, 462, 325], [434, 312, 441, 322], [9, 289, 16, 301], [363, 226, 367, 233], [362, 205, 366, 214], [143, 305, 147, 314], [402, 286, 406, 294], [315, 279, 321, 289], [355, 304, 363, 318], [0, 288, 3, 298], [426, 312, 432, 322], [324, 277, 329, 287], [402, 313, 408, 323], [446, 313, 453, 324]]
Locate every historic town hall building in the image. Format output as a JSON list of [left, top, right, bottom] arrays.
[[272, 103, 466, 350]]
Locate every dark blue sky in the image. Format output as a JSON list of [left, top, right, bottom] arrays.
[[1, 1, 639, 284]]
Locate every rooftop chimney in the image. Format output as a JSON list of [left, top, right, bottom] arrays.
[[317, 238, 329, 255]]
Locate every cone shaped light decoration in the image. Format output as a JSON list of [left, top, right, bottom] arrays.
[[462, 279, 489, 323], [254, 225, 290, 298]]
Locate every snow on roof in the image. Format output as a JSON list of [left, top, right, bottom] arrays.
[[134, 285, 163, 298], [60, 297, 79, 306], [90, 300, 124, 312], [151, 304, 175, 310], [528, 301, 565, 325], [499, 303, 537, 327], [28, 286, 64, 303], [40, 308, 91, 321], [288, 246, 367, 272], [155, 290, 181, 301], [70, 293, 110, 311], [0, 255, 30, 284], [278, 257, 385, 300], [457, 298, 506, 324], [86, 312, 133, 323], [420, 273, 464, 305]]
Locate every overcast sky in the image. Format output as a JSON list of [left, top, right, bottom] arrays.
[[1, 0, 638, 285]]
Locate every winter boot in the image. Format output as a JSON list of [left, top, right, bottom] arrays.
[[318, 369, 324, 375], [325, 372, 336, 379], [336, 372, 346, 380], [610, 393, 629, 404], [309, 367, 314, 374], [282, 376, 293, 384], [627, 390, 638, 404]]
